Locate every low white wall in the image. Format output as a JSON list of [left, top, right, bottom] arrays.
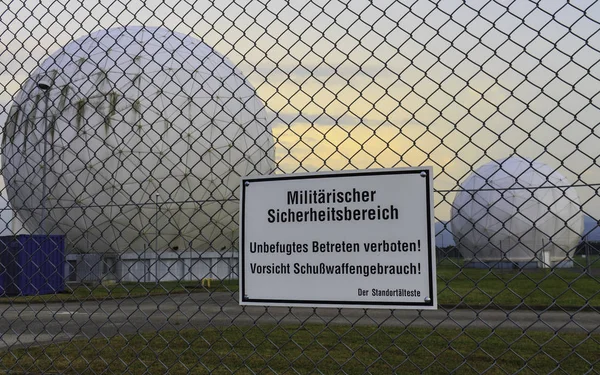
[[66, 251, 239, 283], [65, 253, 112, 283], [118, 251, 238, 283]]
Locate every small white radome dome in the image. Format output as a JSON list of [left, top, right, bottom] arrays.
[[450, 156, 583, 264]]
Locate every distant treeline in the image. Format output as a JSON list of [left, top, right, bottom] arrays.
[[436, 246, 461, 258], [437, 241, 600, 258], [575, 241, 600, 256]]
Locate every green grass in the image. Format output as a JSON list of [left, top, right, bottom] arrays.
[[2, 263, 600, 310], [437, 261, 600, 309], [0, 280, 237, 304], [1, 324, 598, 374], [573, 255, 600, 268]]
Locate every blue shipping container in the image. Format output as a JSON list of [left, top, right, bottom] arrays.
[[0, 254, 4, 296], [0, 235, 65, 296]]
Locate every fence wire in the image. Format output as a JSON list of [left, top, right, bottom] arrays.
[[1, 0, 600, 373]]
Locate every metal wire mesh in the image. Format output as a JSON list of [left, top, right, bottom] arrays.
[[0, 0, 600, 373]]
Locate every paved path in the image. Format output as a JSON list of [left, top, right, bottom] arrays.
[[0, 292, 598, 349]]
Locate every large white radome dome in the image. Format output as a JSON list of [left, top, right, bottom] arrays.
[[450, 156, 583, 266], [2, 26, 274, 253]]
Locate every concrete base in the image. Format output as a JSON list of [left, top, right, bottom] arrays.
[[464, 261, 537, 269], [464, 260, 574, 269], [549, 260, 573, 269]]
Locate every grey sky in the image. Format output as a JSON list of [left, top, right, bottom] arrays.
[[1, 0, 599, 220]]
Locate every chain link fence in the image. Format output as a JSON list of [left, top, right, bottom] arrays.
[[1, 0, 600, 373]]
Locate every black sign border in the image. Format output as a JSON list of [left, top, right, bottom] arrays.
[[240, 168, 435, 308]]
